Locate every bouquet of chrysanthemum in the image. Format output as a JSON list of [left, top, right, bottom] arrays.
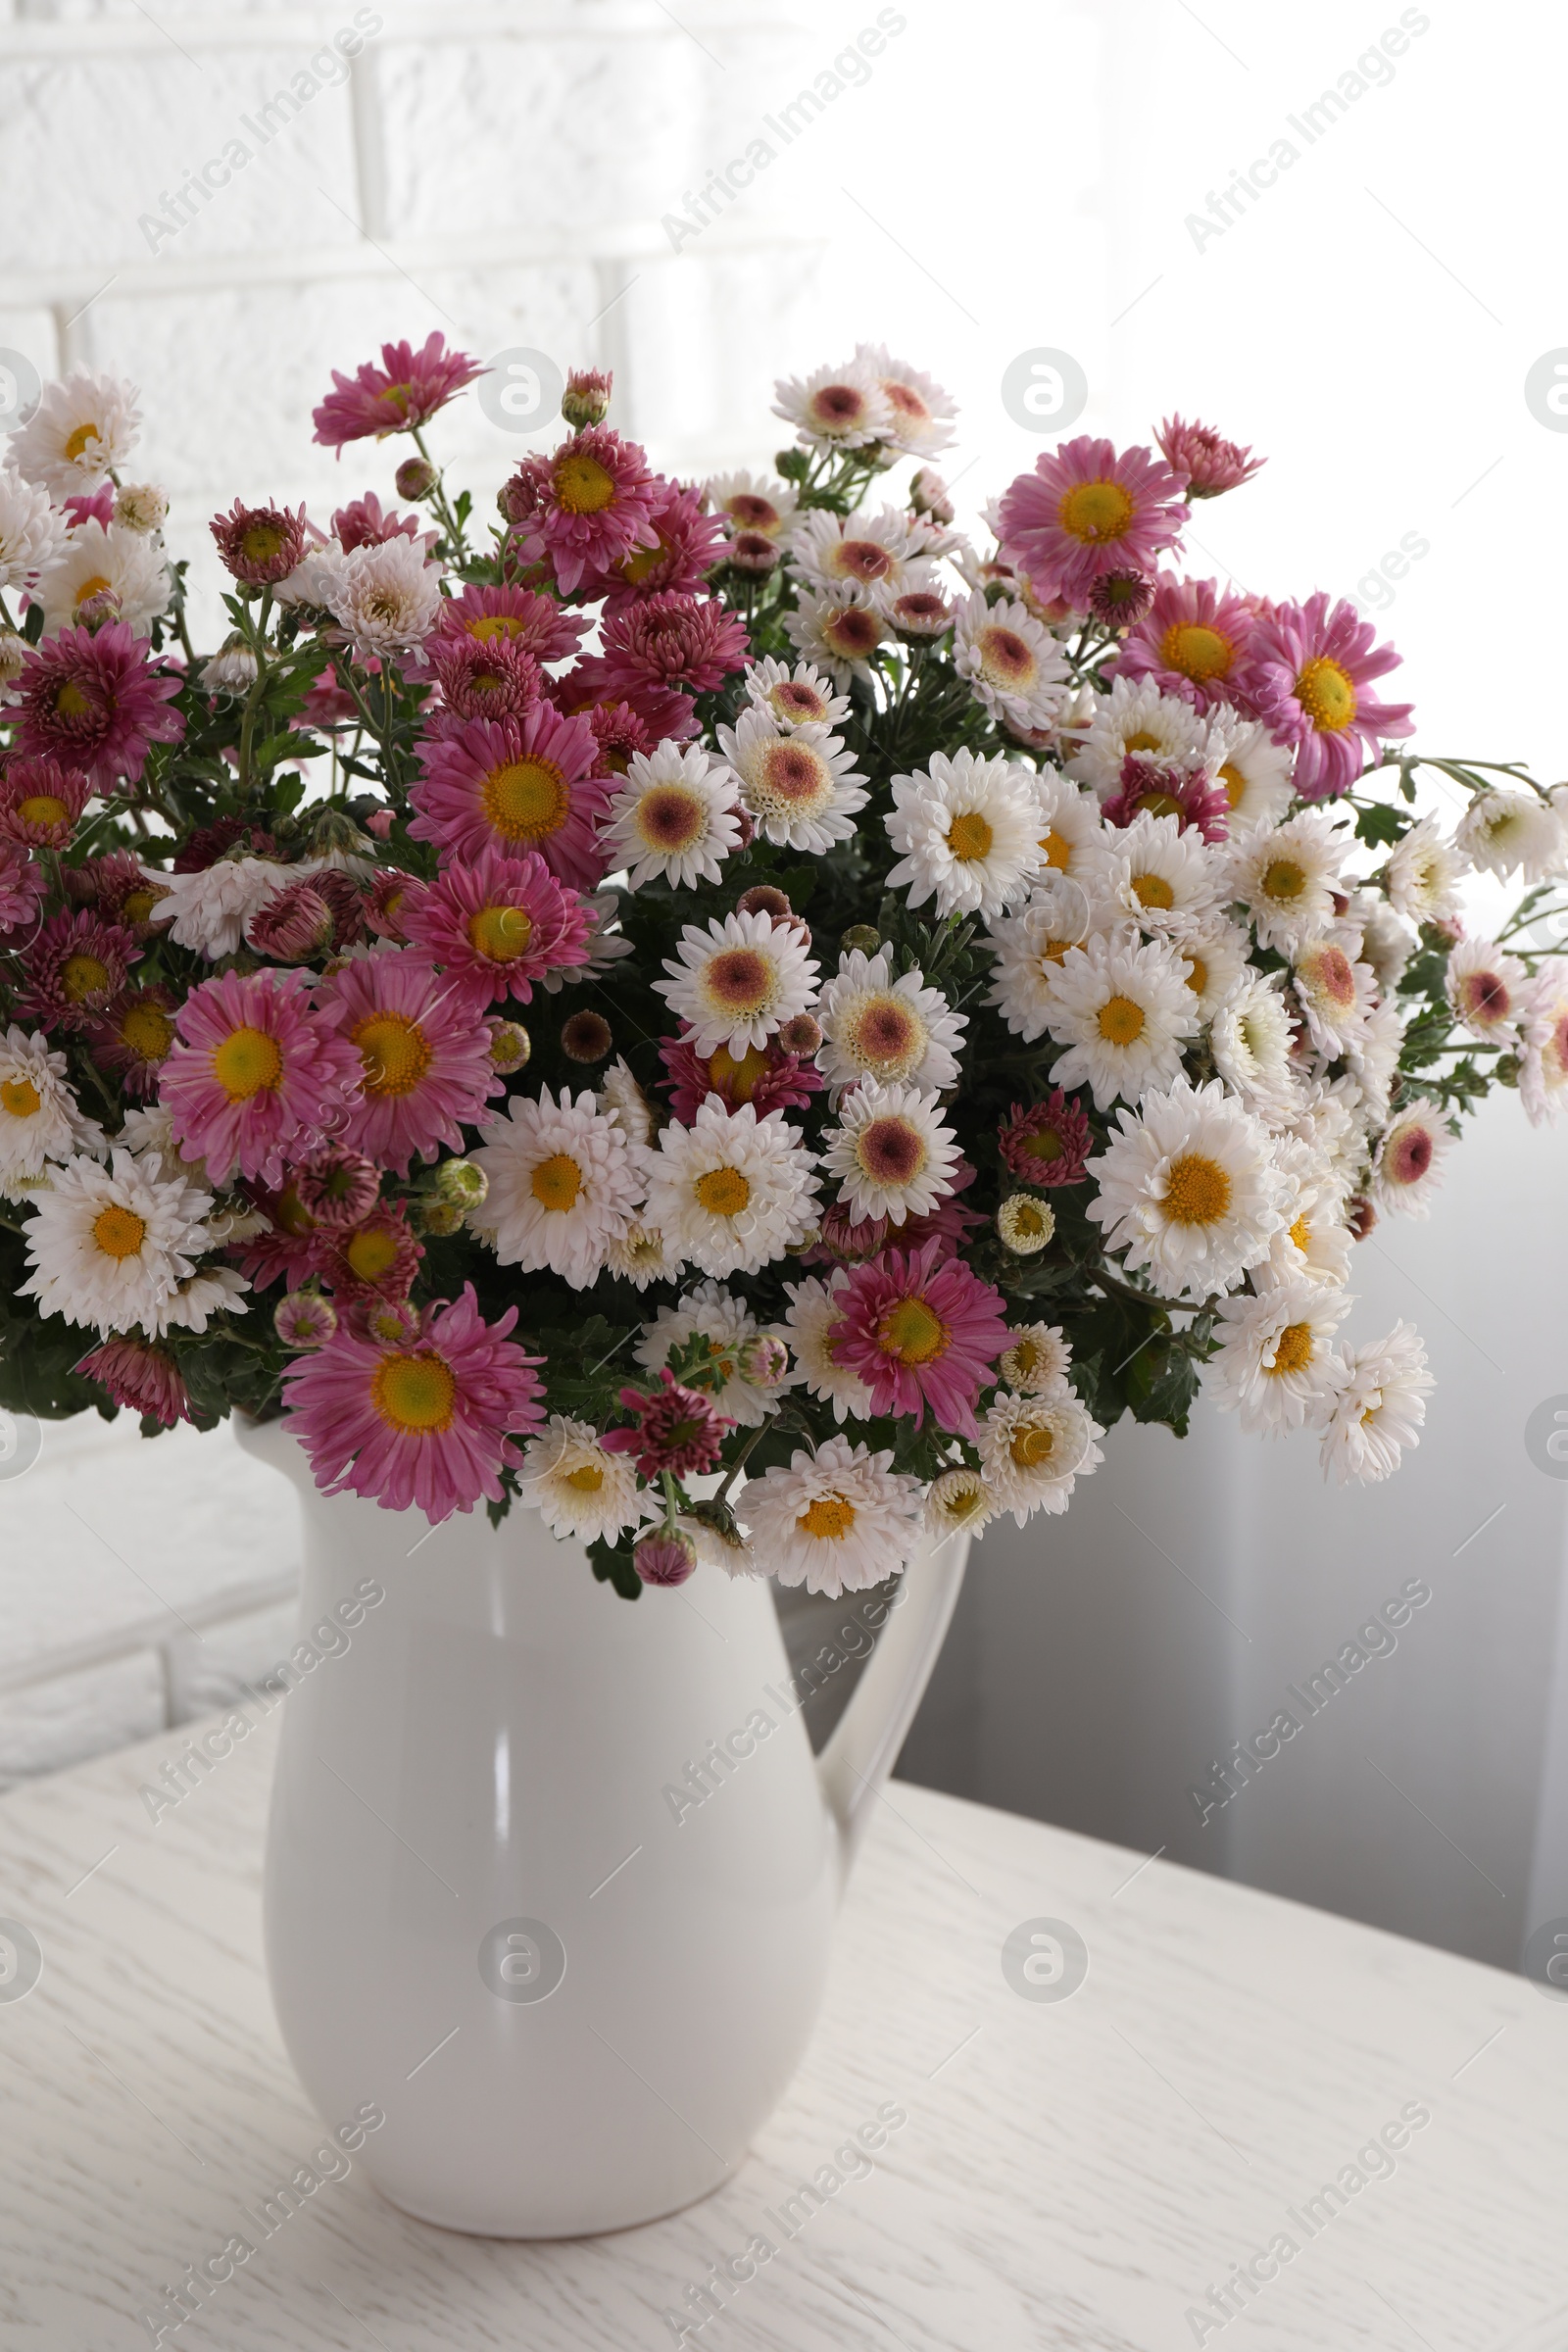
[[0, 338, 1563, 1597]]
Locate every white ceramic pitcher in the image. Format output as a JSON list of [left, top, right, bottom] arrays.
[[235, 1416, 968, 2238]]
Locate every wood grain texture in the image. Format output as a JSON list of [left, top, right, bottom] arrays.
[[1, 1708, 1564, 2350]]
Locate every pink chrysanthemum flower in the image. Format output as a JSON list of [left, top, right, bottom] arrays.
[[807, 1162, 986, 1270], [12, 620, 183, 791], [404, 843, 592, 1008], [63, 486, 116, 531], [228, 1178, 323, 1293], [657, 1026, 821, 1125], [364, 867, 427, 944], [553, 659, 699, 748], [281, 1284, 545, 1520], [1087, 570, 1156, 629], [633, 1530, 699, 1588], [159, 965, 363, 1189], [292, 1146, 380, 1229], [0, 840, 46, 940], [0, 756, 92, 850], [427, 632, 543, 729], [1155, 415, 1265, 500], [1112, 576, 1258, 712], [76, 1336, 193, 1428], [602, 1367, 733, 1482], [832, 1239, 1009, 1439], [312, 333, 484, 450], [1247, 592, 1414, 801], [274, 1292, 338, 1350], [314, 1201, 424, 1303], [91, 983, 178, 1099], [596, 591, 751, 696], [409, 708, 610, 892], [584, 479, 728, 614], [315, 952, 502, 1175], [17, 907, 139, 1028], [210, 500, 309, 586], [999, 1093, 1093, 1187], [997, 436, 1190, 612], [433, 583, 587, 666], [1101, 752, 1230, 843], [331, 490, 422, 552], [538, 427, 662, 595], [583, 700, 658, 779]]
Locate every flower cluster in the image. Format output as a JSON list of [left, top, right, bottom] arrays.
[[0, 343, 1559, 1593]]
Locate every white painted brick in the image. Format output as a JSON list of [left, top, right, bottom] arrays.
[[0, 1648, 165, 1788], [0, 308, 60, 399], [614, 242, 825, 468], [168, 1594, 300, 1723]]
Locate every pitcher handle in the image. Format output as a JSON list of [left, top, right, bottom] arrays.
[[815, 1528, 970, 1885]]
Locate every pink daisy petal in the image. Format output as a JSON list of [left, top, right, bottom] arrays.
[[403, 843, 593, 1008], [159, 965, 364, 1189], [580, 478, 728, 614], [1245, 592, 1414, 801], [538, 427, 662, 596], [997, 436, 1190, 612], [832, 1238, 1010, 1438], [408, 707, 611, 891], [594, 590, 750, 697], [1111, 575, 1259, 713], [314, 952, 503, 1176], [312, 333, 484, 450], [433, 583, 588, 666], [13, 621, 183, 792]]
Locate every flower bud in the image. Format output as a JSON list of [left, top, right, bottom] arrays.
[[417, 1199, 466, 1238], [114, 483, 169, 533], [488, 1018, 531, 1074], [274, 1292, 337, 1349], [246, 879, 333, 962], [434, 1156, 489, 1209], [727, 532, 779, 576], [562, 368, 612, 429], [737, 1334, 790, 1391], [777, 1013, 822, 1057], [0, 631, 27, 691], [736, 884, 792, 921], [200, 635, 260, 695], [908, 468, 954, 523], [634, 1530, 699, 1588], [365, 1298, 421, 1347], [562, 1009, 612, 1063], [394, 456, 438, 501], [840, 924, 882, 957], [998, 1195, 1055, 1255], [76, 587, 123, 631]]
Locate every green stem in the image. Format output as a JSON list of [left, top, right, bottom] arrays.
[[412, 425, 467, 564], [235, 588, 274, 793]]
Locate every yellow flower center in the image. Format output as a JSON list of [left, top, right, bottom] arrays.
[[17, 794, 70, 828], [1057, 478, 1135, 544], [1218, 760, 1247, 808], [1185, 956, 1208, 998], [371, 1351, 456, 1432], [531, 1152, 583, 1211], [240, 521, 286, 565], [618, 540, 666, 586], [979, 626, 1034, 685], [1295, 656, 1357, 732], [212, 1024, 282, 1102], [878, 1296, 948, 1364], [1040, 827, 1072, 870], [92, 1203, 146, 1259], [1006, 1200, 1050, 1240], [1, 1077, 41, 1118], [353, 1011, 431, 1096], [74, 574, 112, 610], [61, 953, 111, 1003], [121, 888, 166, 926], [1269, 1322, 1315, 1376], [346, 1226, 402, 1281], [467, 904, 533, 963], [1161, 621, 1233, 682], [564, 1463, 605, 1492], [1131, 872, 1174, 910], [1009, 1423, 1056, 1470], [553, 452, 617, 514], [1123, 730, 1161, 753], [1097, 993, 1146, 1045], [800, 1494, 856, 1542], [467, 613, 529, 643], [1288, 1213, 1311, 1252], [708, 1043, 768, 1100], [1009, 1340, 1042, 1375], [1023, 1129, 1062, 1162], [120, 1001, 174, 1060], [63, 422, 100, 463], [481, 756, 568, 844], [1261, 858, 1306, 902], [694, 1165, 751, 1216], [946, 810, 994, 861], [55, 681, 91, 719], [1162, 1152, 1232, 1226]]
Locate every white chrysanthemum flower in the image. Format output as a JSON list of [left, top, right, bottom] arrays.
[[772, 359, 894, 453], [642, 1098, 818, 1278], [743, 1435, 924, 1595], [274, 544, 349, 610], [998, 1193, 1055, 1254], [153, 857, 289, 959], [0, 1025, 105, 1196], [1086, 1076, 1295, 1299], [0, 466, 70, 592], [1370, 1100, 1451, 1219], [0, 629, 27, 692], [998, 1321, 1072, 1396], [788, 506, 919, 595], [1031, 768, 1105, 883], [1520, 976, 1568, 1127], [600, 741, 741, 889], [1286, 1078, 1368, 1205], [1065, 675, 1205, 799], [714, 706, 868, 853], [924, 1466, 998, 1542], [978, 1389, 1103, 1526], [200, 638, 260, 695], [819, 1078, 960, 1226], [656, 908, 819, 1059], [635, 1280, 780, 1428], [10, 369, 141, 496], [885, 748, 1045, 921], [1384, 816, 1463, 924], [1455, 787, 1565, 885], [744, 654, 850, 730], [1202, 710, 1295, 833], [469, 1087, 646, 1288], [162, 1262, 251, 1333], [954, 593, 1071, 735], [706, 470, 799, 542], [781, 581, 885, 686], [1043, 931, 1199, 1110], [1319, 1320, 1435, 1485], [816, 947, 966, 1100], [537, 888, 634, 993], [1175, 920, 1252, 1021], [1226, 809, 1346, 956], [1253, 1142, 1354, 1291], [780, 1272, 875, 1424], [17, 1147, 216, 1337], [1210, 971, 1299, 1119], [37, 517, 170, 638], [515, 1415, 641, 1544], [1445, 936, 1529, 1043], [324, 536, 444, 667], [1209, 1278, 1352, 1436], [1343, 993, 1403, 1126], [1348, 891, 1416, 995], [1292, 935, 1375, 1058], [855, 342, 957, 456], [984, 877, 1094, 1044], [597, 1056, 654, 1149], [604, 1220, 676, 1289], [114, 483, 168, 534], [1087, 810, 1222, 941]]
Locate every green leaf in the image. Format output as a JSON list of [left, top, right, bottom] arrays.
[[1354, 801, 1408, 849], [586, 1536, 643, 1599]]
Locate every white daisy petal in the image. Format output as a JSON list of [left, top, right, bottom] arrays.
[[1043, 931, 1200, 1111], [642, 1098, 818, 1279], [819, 1078, 960, 1226], [656, 908, 819, 1060], [18, 1146, 219, 1337], [1086, 1076, 1296, 1299], [741, 1434, 925, 1595], [1210, 1277, 1353, 1435], [469, 1086, 646, 1288], [515, 1415, 641, 1544], [1318, 1320, 1435, 1485], [885, 748, 1045, 921], [600, 740, 741, 890], [816, 947, 966, 1098]]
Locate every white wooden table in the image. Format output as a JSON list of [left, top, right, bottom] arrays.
[[2, 1710, 1565, 2352]]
